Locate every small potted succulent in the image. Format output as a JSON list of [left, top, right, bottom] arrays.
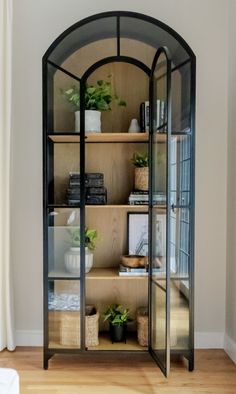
[[103, 304, 132, 343], [131, 151, 149, 191], [62, 77, 126, 133], [64, 227, 98, 275]]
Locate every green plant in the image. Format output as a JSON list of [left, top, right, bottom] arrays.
[[67, 227, 98, 251], [131, 152, 149, 168], [62, 77, 126, 111], [103, 304, 132, 326]]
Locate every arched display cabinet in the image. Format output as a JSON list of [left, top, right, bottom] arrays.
[[43, 11, 195, 376]]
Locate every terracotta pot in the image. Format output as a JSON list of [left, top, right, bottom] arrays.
[[134, 167, 149, 191]]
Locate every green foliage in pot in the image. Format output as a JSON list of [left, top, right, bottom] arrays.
[[131, 152, 149, 168], [103, 304, 132, 326], [67, 227, 98, 251], [62, 77, 126, 111]]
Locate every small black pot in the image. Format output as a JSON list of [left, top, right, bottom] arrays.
[[109, 323, 127, 343]]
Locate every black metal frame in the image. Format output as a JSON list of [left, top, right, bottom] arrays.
[[42, 11, 196, 375], [148, 46, 172, 376]]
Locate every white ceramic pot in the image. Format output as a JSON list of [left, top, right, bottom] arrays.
[[75, 110, 101, 133], [128, 118, 140, 133], [64, 247, 93, 275]]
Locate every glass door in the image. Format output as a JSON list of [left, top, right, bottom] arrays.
[[149, 47, 172, 376]]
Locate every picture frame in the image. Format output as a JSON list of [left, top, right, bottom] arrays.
[[127, 212, 166, 257]]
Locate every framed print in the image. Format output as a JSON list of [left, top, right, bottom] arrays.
[[127, 212, 166, 257]]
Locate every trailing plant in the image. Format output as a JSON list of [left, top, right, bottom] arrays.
[[62, 77, 126, 111], [131, 151, 149, 168], [67, 227, 98, 251], [103, 304, 132, 326]]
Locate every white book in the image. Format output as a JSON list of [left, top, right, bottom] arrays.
[[156, 99, 161, 129]]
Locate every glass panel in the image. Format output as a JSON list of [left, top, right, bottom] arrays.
[[120, 17, 190, 67], [48, 17, 117, 66], [48, 279, 81, 349], [150, 51, 169, 374], [151, 278, 166, 362], [170, 208, 190, 350], [85, 62, 149, 134], [47, 142, 80, 205], [120, 38, 156, 68], [61, 38, 117, 77], [46, 62, 81, 134], [169, 133, 191, 351], [172, 62, 191, 133], [48, 208, 81, 277]]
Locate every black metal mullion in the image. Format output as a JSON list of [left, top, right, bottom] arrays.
[[47, 59, 81, 83], [148, 63, 154, 355], [42, 57, 49, 369], [81, 56, 151, 80], [166, 48, 172, 378], [80, 78, 86, 351], [117, 16, 120, 56], [188, 56, 196, 371]]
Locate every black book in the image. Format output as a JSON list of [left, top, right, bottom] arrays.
[[86, 187, 107, 195], [139, 102, 145, 132]]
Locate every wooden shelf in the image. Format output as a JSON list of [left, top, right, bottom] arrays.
[[49, 132, 149, 143], [48, 268, 149, 280], [48, 271, 80, 279], [87, 268, 148, 280], [49, 132, 189, 144], [49, 332, 147, 351], [86, 204, 149, 209], [87, 332, 147, 351]]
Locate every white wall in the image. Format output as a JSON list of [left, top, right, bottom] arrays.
[[12, 0, 228, 347], [225, 0, 236, 362]]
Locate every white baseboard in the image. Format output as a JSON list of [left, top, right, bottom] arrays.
[[15, 330, 43, 346], [224, 334, 236, 364], [195, 331, 224, 348], [15, 330, 225, 349]]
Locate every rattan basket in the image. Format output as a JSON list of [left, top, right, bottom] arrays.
[[137, 307, 148, 346], [134, 167, 149, 191], [60, 306, 99, 347]]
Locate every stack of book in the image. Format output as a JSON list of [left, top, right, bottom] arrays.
[[140, 100, 166, 132], [119, 264, 162, 277], [128, 191, 166, 205], [67, 172, 107, 205], [119, 264, 148, 277]]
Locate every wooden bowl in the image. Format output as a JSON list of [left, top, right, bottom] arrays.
[[121, 255, 148, 268]]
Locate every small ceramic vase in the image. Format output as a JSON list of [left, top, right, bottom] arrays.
[[128, 118, 141, 133]]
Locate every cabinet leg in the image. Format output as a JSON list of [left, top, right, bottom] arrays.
[[188, 355, 194, 372], [43, 354, 52, 370]]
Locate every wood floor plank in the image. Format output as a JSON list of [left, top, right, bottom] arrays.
[[0, 348, 235, 393]]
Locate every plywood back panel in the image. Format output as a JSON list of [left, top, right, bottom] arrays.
[[53, 142, 149, 204]]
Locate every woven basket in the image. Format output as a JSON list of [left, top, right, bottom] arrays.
[[137, 307, 148, 346], [60, 306, 99, 347], [134, 167, 149, 191]]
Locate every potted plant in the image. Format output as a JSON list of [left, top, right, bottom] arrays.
[[62, 77, 126, 133], [103, 304, 132, 343], [131, 151, 149, 191], [64, 227, 98, 275]]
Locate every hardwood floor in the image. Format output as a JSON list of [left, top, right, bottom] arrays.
[[0, 348, 236, 393]]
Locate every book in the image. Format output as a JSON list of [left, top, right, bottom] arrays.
[[156, 99, 161, 129], [139, 102, 145, 132], [119, 264, 148, 273], [119, 264, 162, 276], [128, 191, 166, 205], [144, 101, 149, 132]]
